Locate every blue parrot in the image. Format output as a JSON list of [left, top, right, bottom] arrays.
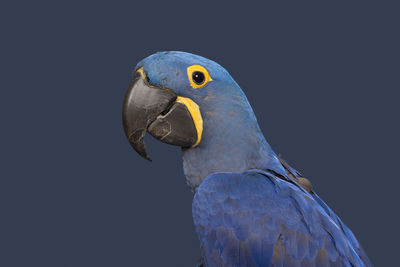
[[122, 51, 372, 267]]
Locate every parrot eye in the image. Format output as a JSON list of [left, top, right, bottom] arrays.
[[192, 71, 205, 85], [187, 65, 212, 89]]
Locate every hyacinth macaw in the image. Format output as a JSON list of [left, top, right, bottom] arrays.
[[122, 51, 372, 267]]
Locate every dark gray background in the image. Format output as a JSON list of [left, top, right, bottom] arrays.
[[1, 1, 399, 266]]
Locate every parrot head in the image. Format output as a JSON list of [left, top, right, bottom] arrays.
[[123, 51, 284, 187]]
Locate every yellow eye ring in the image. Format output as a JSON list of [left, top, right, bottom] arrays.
[[187, 65, 212, 89]]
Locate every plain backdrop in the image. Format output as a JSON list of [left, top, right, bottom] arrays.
[[1, 1, 399, 266]]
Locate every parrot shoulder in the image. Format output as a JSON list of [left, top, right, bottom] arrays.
[[192, 170, 370, 267]]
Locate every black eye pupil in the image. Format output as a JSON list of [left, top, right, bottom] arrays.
[[192, 71, 205, 85]]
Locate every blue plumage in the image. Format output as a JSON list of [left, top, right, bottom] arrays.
[[193, 170, 371, 266], [131, 51, 372, 266], [137, 52, 286, 188]]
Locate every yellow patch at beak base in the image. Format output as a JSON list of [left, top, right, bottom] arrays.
[[176, 96, 203, 147]]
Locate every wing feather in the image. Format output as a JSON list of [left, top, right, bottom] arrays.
[[192, 170, 371, 267]]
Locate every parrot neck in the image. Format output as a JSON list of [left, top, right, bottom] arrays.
[[181, 93, 286, 189]]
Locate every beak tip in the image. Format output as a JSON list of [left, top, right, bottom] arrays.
[[128, 139, 152, 162]]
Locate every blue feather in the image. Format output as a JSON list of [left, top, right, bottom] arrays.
[[193, 171, 371, 266]]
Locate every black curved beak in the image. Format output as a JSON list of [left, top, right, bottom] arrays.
[[122, 68, 199, 161]]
